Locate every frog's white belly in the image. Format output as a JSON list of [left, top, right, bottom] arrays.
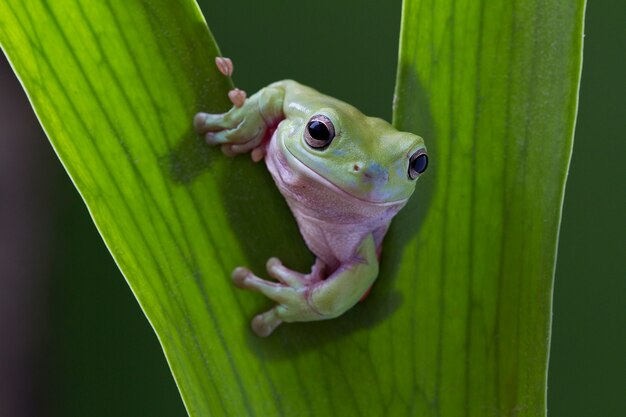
[[264, 133, 406, 271]]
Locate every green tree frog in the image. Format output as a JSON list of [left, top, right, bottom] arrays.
[[194, 79, 428, 336]]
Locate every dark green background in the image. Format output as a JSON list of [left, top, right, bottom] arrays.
[[0, 0, 622, 416]]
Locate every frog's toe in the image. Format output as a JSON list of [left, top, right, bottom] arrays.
[[193, 112, 207, 130], [220, 144, 238, 157], [231, 267, 295, 304], [215, 56, 233, 77], [250, 145, 266, 162], [251, 308, 282, 337], [207, 127, 264, 155], [194, 111, 239, 135], [227, 128, 265, 152], [228, 88, 247, 107], [193, 112, 219, 134], [266, 257, 305, 288], [232, 267, 252, 288], [204, 130, 232, 145]]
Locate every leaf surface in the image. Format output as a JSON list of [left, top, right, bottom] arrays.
[[392, 0, 585, 414], [0, 0, 585, 415]]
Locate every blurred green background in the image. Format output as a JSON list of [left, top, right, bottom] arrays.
[[0, 0, 622, 416]]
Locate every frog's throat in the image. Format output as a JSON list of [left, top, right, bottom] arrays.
[[283, 146, 409, 207]]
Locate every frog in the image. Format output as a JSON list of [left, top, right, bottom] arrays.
[[194, 78, 428, 337]]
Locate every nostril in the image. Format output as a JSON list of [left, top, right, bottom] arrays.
[[353, 164, 361, 172]]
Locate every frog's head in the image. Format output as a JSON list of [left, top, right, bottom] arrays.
[[281, 103, 427, 204]]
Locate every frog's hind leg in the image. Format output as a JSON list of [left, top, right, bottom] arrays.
[[231, 259, 328, 336]]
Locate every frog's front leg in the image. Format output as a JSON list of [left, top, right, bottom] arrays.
[[194, 85, 286, 159], [234, 235, 379, 337]]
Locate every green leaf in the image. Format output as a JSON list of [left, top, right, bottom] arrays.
[[0, 1, 584, 416], [392, 0, 586, 415]]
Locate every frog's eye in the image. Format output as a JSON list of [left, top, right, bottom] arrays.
[[304, 115, 335, 149], [408, 150, 428, 179]]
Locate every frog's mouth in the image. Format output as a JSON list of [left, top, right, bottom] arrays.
[[284, 147, 410, 206]]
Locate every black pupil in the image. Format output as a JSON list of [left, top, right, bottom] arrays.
[[308, 121, 330, 142], [412, 154, 428, 174]]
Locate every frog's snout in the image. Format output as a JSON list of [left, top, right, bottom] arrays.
[[355, 162, 389, 186]]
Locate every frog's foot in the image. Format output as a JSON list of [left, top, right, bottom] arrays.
[[194, 85, 285, 157], [232, 258, 324, 336], [193, 108, 265, 155]]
